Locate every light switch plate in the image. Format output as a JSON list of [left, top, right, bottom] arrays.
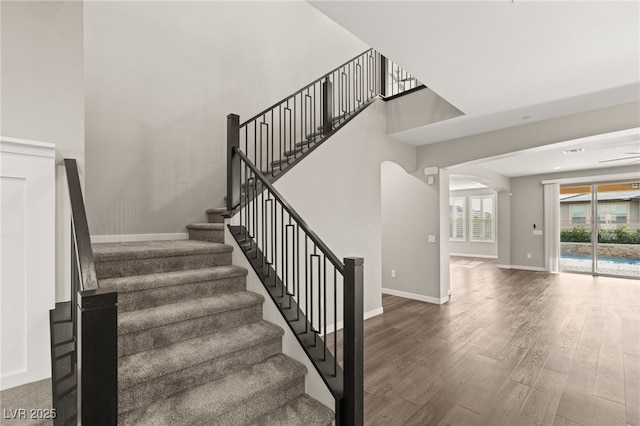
[[428, 235, 436, 243], [533, 230, 543, 236]]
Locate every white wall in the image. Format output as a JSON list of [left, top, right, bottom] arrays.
[[448, 188, 498, 259], [1, 139, 56, 390], [381, 161, 446, 303], [1, 0, 84, 302], [274, 100, 416, 317], [84, 1, 368, 237]]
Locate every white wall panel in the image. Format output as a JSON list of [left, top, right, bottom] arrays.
[[0, 137, 56, 390]]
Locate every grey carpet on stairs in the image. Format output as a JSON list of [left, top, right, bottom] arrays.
[[93, 223, 333, 425]]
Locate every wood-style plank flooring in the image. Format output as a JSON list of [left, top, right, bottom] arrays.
[[360, 257, 639, 426]]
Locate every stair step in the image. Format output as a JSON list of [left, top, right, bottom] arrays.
[[282, 143, 316, 158], [271, 157, 291, 168], [315, 112, 351, 131], [100, 265, 248, 312], [93, 240, 233, 279], [118, 291, 264, 356], [119, 354, 307, 426], [186, 223, 225, 243], [294, 137, 320, 149], [119, 321, 284, 414], [249, 394, 334, 426], [206, 207, 228, 223], [305, 129, 324, 139]]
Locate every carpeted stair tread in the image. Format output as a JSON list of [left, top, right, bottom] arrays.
[[120, 354, 307, 426], [118, 291, 264, 334], [206, 207, 228, 215], [248, 394, 334, 426], [119, 320, 283, 389], [93, 240, 231, 261], [100, 265, 247, 293], [186, 223, 225, 230]]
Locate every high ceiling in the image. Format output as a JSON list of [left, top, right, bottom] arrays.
[[309, 1, 640, 146]]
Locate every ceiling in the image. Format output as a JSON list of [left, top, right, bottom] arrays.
[[308, 1, 640, 146], [479, 128, 640, 177], [449, 176, 488, 192]]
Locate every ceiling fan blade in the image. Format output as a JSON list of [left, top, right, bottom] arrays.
[[598, 155, 640, 163], [624, 152, 640, 154]]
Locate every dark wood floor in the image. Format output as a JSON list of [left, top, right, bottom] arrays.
[[361, 257, 640, 426]]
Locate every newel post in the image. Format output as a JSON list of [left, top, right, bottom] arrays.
[[342, 257, 364, 426], [322, 77, 333, 136], [227, 113, 240, 212], [77, 289, 118, 425]]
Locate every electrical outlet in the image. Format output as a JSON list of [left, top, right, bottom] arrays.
[[527, 253, 532, 259], [391, 269, 396, 278]]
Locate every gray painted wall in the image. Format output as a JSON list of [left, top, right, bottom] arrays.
[[448, 188, 498, 258], [381, 161, 442, 300], [1, 0, 85, 301], [83, 1, 368, 236]]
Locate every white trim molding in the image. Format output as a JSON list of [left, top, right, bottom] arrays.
[[91, 233, 189, 243], [382, 288, 450, 304], [497, 264, 548, 272], [1, 136, 55, 158]]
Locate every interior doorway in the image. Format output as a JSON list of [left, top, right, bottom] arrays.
[[560, 181, 640, 278]]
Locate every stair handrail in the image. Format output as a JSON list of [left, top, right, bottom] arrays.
[[53, 159, 118, 425], [232, 148, 344, 274], [229, 147, 363, 425], [227, 50, 421, 426], [65, 158, 98, 291]]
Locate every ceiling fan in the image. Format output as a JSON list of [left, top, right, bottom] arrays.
[[598, 152, 640, 164]]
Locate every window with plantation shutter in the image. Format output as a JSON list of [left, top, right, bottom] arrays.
[[449, 197, 465, 241], [469, 195, 495, 242]]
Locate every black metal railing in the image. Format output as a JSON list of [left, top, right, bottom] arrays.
[[227, 148, 363, 425], [227, 50, 421, 426], [49, 159, 118, 425], [236, 49, 422, 183]]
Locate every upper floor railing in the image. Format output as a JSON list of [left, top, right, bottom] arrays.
[[234, 49, 422, 188]]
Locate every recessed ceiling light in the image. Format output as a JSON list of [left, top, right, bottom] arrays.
[[553, 166, 562, 170], [563, 148, 585, 155]]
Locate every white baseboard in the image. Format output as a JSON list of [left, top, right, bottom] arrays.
[[450, 253, 498, 259], [382, 288, 449, 304], [497, 264, 547, 272], [365, 307, 384, 320], [91, 233, 189, 243]]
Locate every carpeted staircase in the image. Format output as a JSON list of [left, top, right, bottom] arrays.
[[91, 208, 334, 425]]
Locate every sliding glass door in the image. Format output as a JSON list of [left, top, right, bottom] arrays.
[[560, 181, 640, 278]]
